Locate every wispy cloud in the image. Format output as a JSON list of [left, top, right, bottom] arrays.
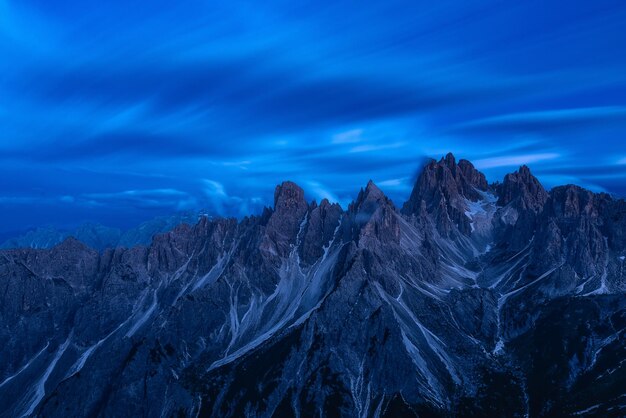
[[377, 178, 409, 187], [202, 179, 264, 217], [84, 189, 188, 199], [537, 175, 609, 194], [473, 153, 561, 169], [452, 107, 626, 135], [349, 142, 407, 153], [464, 106, 626, 125], [305, 181, 343, 205], [1, 0, 626, 233], [82, 188, 196, 210], [332, 129, 363, 144]]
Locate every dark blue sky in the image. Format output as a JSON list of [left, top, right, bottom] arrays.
[[1, 0, 626, 233]]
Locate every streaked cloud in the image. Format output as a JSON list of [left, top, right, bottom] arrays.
[[332, 129, 363, 144], [349, 142, 407, 154], [473, 153, 561, 169], [202, 179, 264, 217], [377, 178, 407, 187], [455, 106, 626, 133], [305, 181, 343, 205], [0, 0, 625, 233]]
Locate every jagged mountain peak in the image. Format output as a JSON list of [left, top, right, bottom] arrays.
[[434, 153, 487, 191], [442, 151, 457, 167], [349, 180, 395, 217], [458, 158, 488, 190], [343, 180, 400, 245], [360, 179, 386, 203], [365, 178, 378, 190], [1, 153, 625, 418], [402, 154, 491, 236], [52, 236, 96, 253], [545, 184, 612, 223], [263, 181, 309, 257], [273, 181, 307, 211], [518, 164, 532, 177], [497, 164, 547, 211], [403, 154, 488, 214]]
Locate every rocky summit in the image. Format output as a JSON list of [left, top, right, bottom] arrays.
[[1, 153, 625, 418]]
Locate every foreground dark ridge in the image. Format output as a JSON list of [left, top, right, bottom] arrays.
[[1, 153, 625, 418]]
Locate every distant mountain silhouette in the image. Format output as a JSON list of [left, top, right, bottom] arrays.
[[0, 211, 204, 251]]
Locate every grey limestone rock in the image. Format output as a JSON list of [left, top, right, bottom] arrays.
[[1, 153, 625, 418]]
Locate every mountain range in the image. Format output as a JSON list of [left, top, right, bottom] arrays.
[[0, 212, 204, 251], [0, 153, 624, 417]]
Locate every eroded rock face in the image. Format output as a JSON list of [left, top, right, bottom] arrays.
[[0, 154, 625, 418], [300, 199, 342, 265], [262, 181, 310, 258], [494, 165, 549, 251], [403, 153, 490, 237], [497, 165, 548, 211]]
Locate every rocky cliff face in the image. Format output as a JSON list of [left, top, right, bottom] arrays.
[[402, 153, 490, 237], [0, 154, 625, 418]]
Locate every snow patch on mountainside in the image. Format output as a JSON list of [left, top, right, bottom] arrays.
[[0, 342, 50, 389], [18, 333, 72, 417], [207, 214, 343, 372], [464, 191, 498, 236]]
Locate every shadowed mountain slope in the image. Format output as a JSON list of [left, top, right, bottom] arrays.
[[1, 154, 625, 418]]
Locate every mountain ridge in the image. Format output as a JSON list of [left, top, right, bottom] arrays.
[[0, 153, 624, 418], [0, 211, 204, 251]]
